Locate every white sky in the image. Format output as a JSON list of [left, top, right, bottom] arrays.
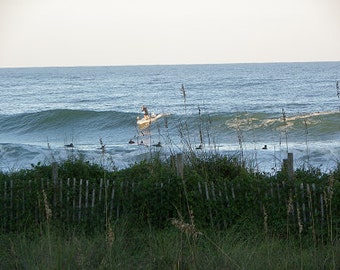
[[1, 0, 340, 67]]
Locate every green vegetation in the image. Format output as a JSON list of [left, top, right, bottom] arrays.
[[1, 152, 340, 269], [1, 223, 340, 269]]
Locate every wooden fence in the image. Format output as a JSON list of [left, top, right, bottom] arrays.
[[0, 175, 337, 234]]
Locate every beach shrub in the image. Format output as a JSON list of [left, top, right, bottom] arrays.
[[0, 154, 340, 241]]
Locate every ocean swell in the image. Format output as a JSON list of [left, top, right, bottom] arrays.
[[0, 109, 137, 135]]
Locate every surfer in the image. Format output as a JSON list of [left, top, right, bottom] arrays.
[[141, 105, 150, 119], [139, 140, 148, 147], [65, 143, 74, 148], [152, 142, 162, 147]]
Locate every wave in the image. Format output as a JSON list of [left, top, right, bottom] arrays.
[[0, 109, 339, 145], [0, 143, 51, 171], [0, 109, 138, 135], [224, 110, 340, 134], [0, 109, 339, 173]]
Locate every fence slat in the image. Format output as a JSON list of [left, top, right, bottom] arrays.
[[4, 181, 7, 228], [320, 193, 324, 227], [276, 182, 281, 203], [197, 182, 202, 194], [85, 180, 89, 209], [204, 182, 213, 228], [60, 179, 63, 219], [223, 183, 229, 205], [22, 180, 25, 215], [66, 178, 70, 222], [73, 178, 76, 221], [231, 185, 235, 200], [312, 184, 317, 217], [91, 187, 95, 209], [99, 178, 103, 202], [306, 183, 314, 226], [300, 183, 307, 223], [211, 182, 216, 201], [0, 177, 335, 233], [10, 179, 13, 220], [109, 181, 115, 219], [78, 179, 83, 221], [218, 188, 227, 228]]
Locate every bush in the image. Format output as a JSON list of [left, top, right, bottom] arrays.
[[0, 153, 339, 242]]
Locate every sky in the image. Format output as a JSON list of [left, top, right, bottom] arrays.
[[1, 0, 340, 67]]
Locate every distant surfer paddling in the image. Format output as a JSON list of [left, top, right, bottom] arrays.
[[65, 143, 74, 148]]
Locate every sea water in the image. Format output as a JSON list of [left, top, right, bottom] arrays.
[[0, 62, 340, 173]]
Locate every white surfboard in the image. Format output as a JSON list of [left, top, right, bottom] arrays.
[[136, 113, 167, 129]]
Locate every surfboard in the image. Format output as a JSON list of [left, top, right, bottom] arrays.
[[136, 113, 166, 129]]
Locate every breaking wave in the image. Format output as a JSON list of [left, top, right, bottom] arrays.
[[0, 109, 137, 135]]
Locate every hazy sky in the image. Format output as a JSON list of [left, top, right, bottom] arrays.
[[1, 0, 340, 67]]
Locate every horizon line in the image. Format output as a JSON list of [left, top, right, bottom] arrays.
[[1, 60, 340, 69]]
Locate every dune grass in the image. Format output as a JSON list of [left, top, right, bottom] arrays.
[[1, 220, 339, 270], [0, 153, 340, 269]]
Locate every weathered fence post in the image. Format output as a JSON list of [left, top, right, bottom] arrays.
[[288, 153, 294, 180], [175, 153, 184, 179], [283, 152, 294, 181]]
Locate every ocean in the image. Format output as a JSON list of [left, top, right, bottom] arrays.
[[0, 62, 340, 173]]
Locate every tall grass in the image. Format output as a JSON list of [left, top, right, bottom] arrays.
[[1, 220, 339, 269], [0, 157, 340, 269], [1, 145, 340, 269]]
